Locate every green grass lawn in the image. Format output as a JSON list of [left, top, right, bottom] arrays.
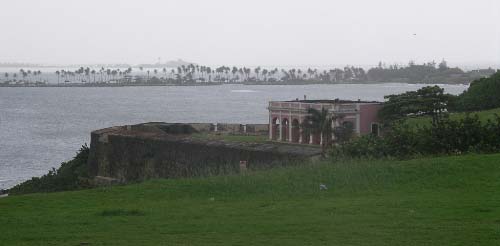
[[405, 107, 500, 127], [190, 133, 320, 148], [1, 154, 500, 245], [191, 133, 269, 143]]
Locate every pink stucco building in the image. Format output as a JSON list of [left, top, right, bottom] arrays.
[[268, 99, 383, 145]]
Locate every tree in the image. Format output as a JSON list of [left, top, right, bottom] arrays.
[[334, 121, 354, 144], [379, 85, 454, 124], [301, 108, 338, 155], [55, 71, 60, 84], [438, 59, 448, 71], [254, 67, 261, 80], [455, 71, 500, 111]]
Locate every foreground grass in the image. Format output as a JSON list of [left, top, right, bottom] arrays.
[[405, 107, 500, 127], [1, 154, 500, 245]]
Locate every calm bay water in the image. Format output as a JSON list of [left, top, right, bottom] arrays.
[[0, 83, 467, 189]]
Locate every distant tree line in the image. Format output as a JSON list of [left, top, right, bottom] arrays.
[[54, 67, 133, 84], [143, 60, 494, 84], [2, 60, 495, 86], [3, 69, 44, 85]]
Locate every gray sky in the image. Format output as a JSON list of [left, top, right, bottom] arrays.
[[1, 0, 499, 67]]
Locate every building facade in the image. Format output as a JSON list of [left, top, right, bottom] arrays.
[[268, 99, 383, 145]]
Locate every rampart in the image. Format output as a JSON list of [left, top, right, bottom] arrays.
[[88, 122, 321, 182]]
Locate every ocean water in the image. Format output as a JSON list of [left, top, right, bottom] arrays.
[[0, 83, 468, 189]]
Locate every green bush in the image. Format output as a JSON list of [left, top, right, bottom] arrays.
[[456, 71, 500, 111], [332, 114, 500, 159], [9, 144, 92, 195]]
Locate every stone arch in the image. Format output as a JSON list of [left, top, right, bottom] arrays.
[[313, 132, 321, 145], [342, 120, 354, 129], [371, 123, 380, 136], [281, 118, 289, 141], [291, 119, 300, 143], [271, 117, 280, 140], [301, 119, 310, 144]]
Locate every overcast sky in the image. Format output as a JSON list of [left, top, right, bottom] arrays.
[[1, 0, 499, 67]]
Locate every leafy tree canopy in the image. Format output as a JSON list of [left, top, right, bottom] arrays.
[[379, 86, 455, 124], [456, 71, 500, 111]]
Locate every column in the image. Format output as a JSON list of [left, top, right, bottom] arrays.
[[299, 125, 303, 144], [331, 117, 336, 142], [278, 117, 282, 141], [269, 114, 273, 140], [355, 104, 361, 134]]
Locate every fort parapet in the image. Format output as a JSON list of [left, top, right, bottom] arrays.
[[88, 122, 321, 183]]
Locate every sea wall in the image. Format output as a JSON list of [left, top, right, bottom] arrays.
[[88, 123, 320, 182]]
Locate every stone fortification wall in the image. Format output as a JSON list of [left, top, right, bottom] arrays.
[[130, 122, 269, 135], [245, 124, 269, 134], [88, 123, 319, 183]]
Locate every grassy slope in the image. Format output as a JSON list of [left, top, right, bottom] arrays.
[[1, 154, 500, 245], [405, 107, 500, 127]]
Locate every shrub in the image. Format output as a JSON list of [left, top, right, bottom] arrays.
[[9, 144, 92, 195], [332, 114, 500, 159], [455, 71, 500, 111]]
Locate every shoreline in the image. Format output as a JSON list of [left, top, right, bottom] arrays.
[[0, 81, 470, 88], [0, 82, 224, 88]]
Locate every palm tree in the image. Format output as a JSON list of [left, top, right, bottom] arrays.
[[27, 70, 32, 83], [206, 67, 212, 82], [262, 69, 268, 82], [56, 70, 61, 84], [84, 67, 90, 83], [4, 72, 9, 82], [301, 107, 336, 155], [254, 67, 261, 81]]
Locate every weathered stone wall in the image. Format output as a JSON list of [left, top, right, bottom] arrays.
[[246, 124, 269, 134], [216, 123, 242, 134], [215, 123, 269, 135], [88, 123, 320, 182], [128, 122, 269, 135], [186, 123, 214, 132]]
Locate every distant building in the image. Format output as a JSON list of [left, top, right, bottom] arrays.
[[268, 99, 383, 145]]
